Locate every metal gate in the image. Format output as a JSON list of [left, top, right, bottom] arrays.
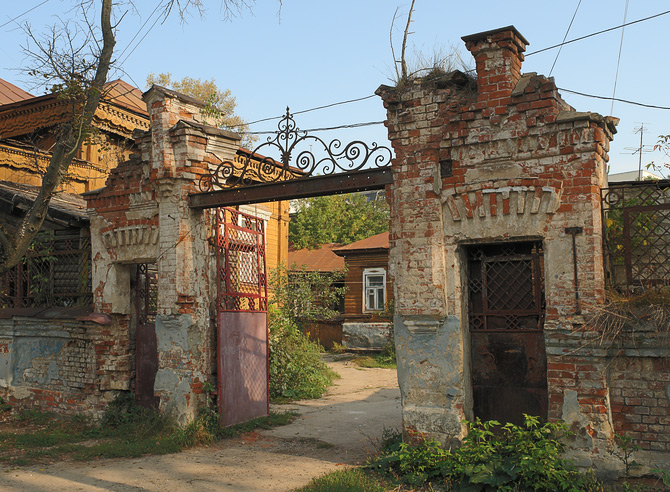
[[216, 207, 269, 427], [467, 242, 547, 425], [135, 263, 159, 408]]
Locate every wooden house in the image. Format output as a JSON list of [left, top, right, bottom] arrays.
[[0, 79, 289, 309], [333, 231, 392, 349]]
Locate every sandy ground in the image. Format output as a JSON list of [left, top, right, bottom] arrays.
[[0, 355, 401, 491]]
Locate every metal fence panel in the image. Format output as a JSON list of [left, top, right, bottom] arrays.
[[601, 180, 670, 289], [0, 228, 92, 308]]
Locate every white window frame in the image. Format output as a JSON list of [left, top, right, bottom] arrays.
[[363, 268, 386, 313]]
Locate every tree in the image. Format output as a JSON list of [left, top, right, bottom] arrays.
[[289, 193, 390, 250], [146, 72, 256, 148], [0, 1, 251, 274], [269, 262, 346, 325]]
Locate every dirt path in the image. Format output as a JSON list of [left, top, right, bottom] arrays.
[[0, 355, 401, 491]]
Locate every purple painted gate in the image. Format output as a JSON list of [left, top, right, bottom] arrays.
[[216, 207, 269, 427]]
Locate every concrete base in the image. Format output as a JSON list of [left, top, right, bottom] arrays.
[[342, 322, 391, 350]]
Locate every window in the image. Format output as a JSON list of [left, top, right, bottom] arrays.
[[363, 268, 386, 312]]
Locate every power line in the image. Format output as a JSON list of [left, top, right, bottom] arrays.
[[610, 0, 629, 115], [0, 0, 51, 30], [526, 9, 670, 57], [246, 120, 385, 135], [549, 0, 581, 76], [116, 3, 163, 63], [241, 11, 670, 131], [118, 7, 163, 67], [241, 94, 378, 128], [557, 88, 670, 110]]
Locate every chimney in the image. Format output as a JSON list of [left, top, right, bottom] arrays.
[[462, 26, 528, 104]]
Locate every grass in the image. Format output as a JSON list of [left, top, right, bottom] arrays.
[[294, 468, 398, 492], [0, 406, 297, 467], [351, 354, 396, 369]]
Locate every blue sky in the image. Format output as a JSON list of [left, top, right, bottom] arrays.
[[1, 1, 669, 176]]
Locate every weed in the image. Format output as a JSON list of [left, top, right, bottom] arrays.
[[330, 342, 346, 354], [0, 397, 296, 466], [611, 433, 642, 480], [370, 415, 606, 491], [0, 397, 10, 413], [294, 468, 394, 492], [352, 354, 396, 369]]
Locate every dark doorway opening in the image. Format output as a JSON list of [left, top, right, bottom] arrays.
[[466, 241, 547, 425], [135, 263, 159, 409]]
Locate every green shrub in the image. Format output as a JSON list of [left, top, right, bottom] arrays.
[[371, 415, 606, 491], [295, 468, 393, 492], [269, 308, 335, 401]]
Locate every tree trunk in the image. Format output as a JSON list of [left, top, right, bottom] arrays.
[[0, 0, 115, 273]]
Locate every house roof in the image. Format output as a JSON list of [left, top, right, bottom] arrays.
[[104, 79, 147, 115], [333, 231, 389, 256], [0, 181, 88, 224], [288, 243, 345, 272], [0, 79, 33, 106], [0, 79, 150, 141]]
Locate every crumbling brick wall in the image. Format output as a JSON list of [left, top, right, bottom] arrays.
[[377, 25, 668, 472], [0, 314, 126, 415]]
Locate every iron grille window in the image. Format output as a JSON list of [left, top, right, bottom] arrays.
[[0, 228, 92, 309], [467, 242, 545, 331]]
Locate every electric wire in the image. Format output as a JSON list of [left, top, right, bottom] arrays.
[[117, 10, 163, 67], [610, 0, 629, 115], [247, 120, 385, 135], [116, 3, 163, 63], [0, 1, 51, 30], [556, 88, 670, 110], [525, 9, 670, 57], [549, 0, 581, 77], [239, 9, 670, 134]]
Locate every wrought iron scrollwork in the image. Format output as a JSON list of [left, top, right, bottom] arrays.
[[198, 108, 392, 191]]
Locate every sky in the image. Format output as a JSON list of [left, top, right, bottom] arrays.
[[1, 0, 669, 176]]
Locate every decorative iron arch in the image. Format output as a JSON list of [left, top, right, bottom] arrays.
[[197, 108, 393, 193]]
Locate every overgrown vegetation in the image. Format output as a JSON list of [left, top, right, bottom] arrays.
[[587, 287, 670, 345], [267, 261, 344, 402], [0, 395, 296, 467], [294, 468, 396, 492], [270, 262, 346, 325], [269, 308, 337, 401], [370, 416, 603, 491]]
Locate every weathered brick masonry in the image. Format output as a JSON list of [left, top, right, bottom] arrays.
[[378, 26, 668, 473], [0, 313, 127, 414], [84, 86, 240, 423]]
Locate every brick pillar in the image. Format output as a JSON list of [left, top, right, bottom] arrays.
[[141, 87, 240, 423], [378, 26, 620, 470]]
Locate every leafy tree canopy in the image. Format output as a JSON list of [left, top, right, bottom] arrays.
[[146, 72, 255, 148], [289, 193, 389, 250]]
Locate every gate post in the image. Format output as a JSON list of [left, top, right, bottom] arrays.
[[378, 26, 619, 470], [142, 86, 241, 423]]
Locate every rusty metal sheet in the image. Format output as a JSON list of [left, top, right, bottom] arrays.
[[135, 321, 159, 408], [135, 264, 159, 409], [471, 331, 547, 425], [218, 311, 269, 427]]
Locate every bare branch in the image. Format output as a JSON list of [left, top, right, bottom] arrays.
[[390, 7, 400, 82], [400, 0, 416, 81]]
